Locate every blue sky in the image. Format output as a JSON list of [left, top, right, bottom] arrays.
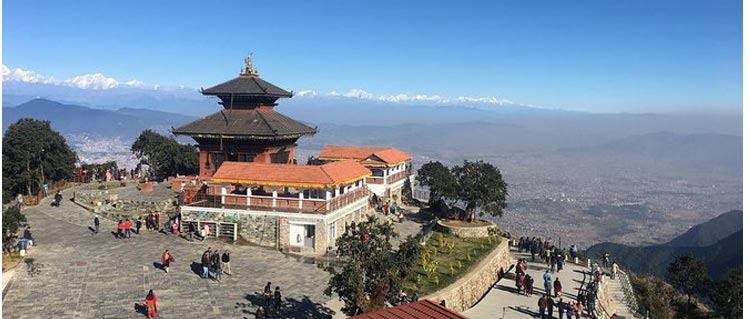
[[2, 0, 742, 113]]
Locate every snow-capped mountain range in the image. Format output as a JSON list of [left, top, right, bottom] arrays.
[[2, 64, 540, 117]]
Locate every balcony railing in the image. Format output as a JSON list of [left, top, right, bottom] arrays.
[[366, 170, 411, 185], [186, 187, 370, 214]]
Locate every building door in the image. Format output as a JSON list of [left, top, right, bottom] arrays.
[[289, 224, 305, 246], [304, 225, 315, 248]]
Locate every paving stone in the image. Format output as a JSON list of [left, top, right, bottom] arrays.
[[2, 187, 336, 319]]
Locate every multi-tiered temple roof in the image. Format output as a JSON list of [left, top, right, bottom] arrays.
[[173, 55, 316, 141]]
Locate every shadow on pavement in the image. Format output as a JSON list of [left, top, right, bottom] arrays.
[[134, 302, 147, 316], [508, 305, 540, 317], [190, 262, 203, 277], [237, 292, 335, 319]]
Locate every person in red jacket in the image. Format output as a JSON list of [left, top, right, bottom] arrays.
[[116, 220, 125, 239], [554, 277, 563, 297], [161, 250, 175, 273], [144, 289, 158, 318], [124, 219, 133, 239]]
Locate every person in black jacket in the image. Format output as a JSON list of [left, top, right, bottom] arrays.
[[546, 295, 554, 319], [221, 250, 231, 275]]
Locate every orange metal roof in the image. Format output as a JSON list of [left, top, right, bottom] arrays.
[[212, 160, 371, 188], [319, 145, 412, 166], [350, 300, 470, 319]]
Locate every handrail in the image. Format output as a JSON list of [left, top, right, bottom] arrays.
[[617, 270, 643, 318]]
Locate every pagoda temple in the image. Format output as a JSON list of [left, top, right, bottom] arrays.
[[173, 55, 317, 180], [175, 55, 414, 254]]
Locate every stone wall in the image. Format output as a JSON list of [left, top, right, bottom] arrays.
[[436, 220, 494, 238], [424, 239, 514, 312], [236, 214, 278, 247], [74, 190, 118, 207], [596, 277, 618, 318]]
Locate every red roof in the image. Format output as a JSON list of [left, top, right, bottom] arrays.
[[320, 145, 412, 166], [211, 160, 371, 188], [350, 300, 470, 319]]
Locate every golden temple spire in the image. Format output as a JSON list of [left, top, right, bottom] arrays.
[[240, 53, 259, 77]]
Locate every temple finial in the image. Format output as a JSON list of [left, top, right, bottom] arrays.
[[240, 53, 259, 77]]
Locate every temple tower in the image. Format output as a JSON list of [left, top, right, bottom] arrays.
[[173, 55, 317, 179]]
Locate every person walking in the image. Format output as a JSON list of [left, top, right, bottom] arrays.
[[154, 213, 160, 232], [546, 295, 554, 319], [124, 219, 133, 239], [255, 305, 266, 319], [188, 222, 195, 241], [94, 215, 100, 234], [144, 289, 158, 318], [135, 217, 142, 235], [554, 277, 562, 297], [210, 250, 221, 281], [222, 250, 231, 275], [117, 220, 124, 239], [612, 262, 619, 279], [544, 277, 553, 297], [203, 224, 210, 240], [161, 249, 175, 273], [566, 301, 575, 319], [538, 295, 547, 318], [557, 298, 566, 319], [263, 282, 273, 307], [273, 286, 282, 315], [201, 248, 211, 279], [525, 275, 534, 296], [515, 272, 525, 294]]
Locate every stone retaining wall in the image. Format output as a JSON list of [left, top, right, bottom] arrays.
[[436, 220, 494, 238], [424, 238, 514, 312]]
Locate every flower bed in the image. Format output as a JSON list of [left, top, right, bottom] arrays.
[[404, 232, 501, 296]]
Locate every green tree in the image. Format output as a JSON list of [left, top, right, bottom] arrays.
[[416, 161, 458, 205], [632, 273, 677, 319], [666, 255, 709, 316], [2, 204, 27, 255], [711, 268, 741, 319], [2, 119, 77, 197], [324, 216, 422, 315], [131, 130, 198, 180], [451, 160, 508, 222]]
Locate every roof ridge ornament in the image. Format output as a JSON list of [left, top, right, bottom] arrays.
[[240, 53, 259, 77]]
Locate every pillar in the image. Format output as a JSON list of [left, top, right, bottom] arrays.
[[221, 187, 226, 205], [272, 190, 277, 207], [246, 187, 251, 206], [298, 192, 304, 209]]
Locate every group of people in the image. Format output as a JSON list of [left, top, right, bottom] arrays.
[[256, 282, 283, 319], [115, 219, 138, 239], [187, 222, 212, 242], [517, 236, 567, 273], [537, 294, 584, 319], [145, 212, 161, 231], [200, 247, 231, 281]]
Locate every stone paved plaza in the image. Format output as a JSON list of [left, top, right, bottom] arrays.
[[2, 187, 334, 319]]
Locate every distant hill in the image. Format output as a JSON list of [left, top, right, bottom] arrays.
[[586, 210, 742, 279], [2, 98, 195, 138], [666, 210, 742, 247]]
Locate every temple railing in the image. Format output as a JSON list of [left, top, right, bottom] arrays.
[[187, 187, 369, 214]]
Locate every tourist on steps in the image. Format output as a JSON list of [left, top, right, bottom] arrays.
[[516, 273, 525, 294], [557, 298, 566, 319], [554, 277, 562, 297], [525, 275, 534, 296], [263, 282, 273, 307], [273, 286, 282, 315], [544, 278, 553, 297]]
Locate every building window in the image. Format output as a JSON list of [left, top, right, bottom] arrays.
[[271, 151, 290, 164], [329, 222, 336, 243]]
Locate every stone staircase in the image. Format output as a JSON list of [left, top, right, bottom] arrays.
[[608, 278, 633, 318]]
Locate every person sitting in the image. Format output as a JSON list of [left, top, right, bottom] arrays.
[[53, 191, 63, 207], [23, 226, 34, 245]]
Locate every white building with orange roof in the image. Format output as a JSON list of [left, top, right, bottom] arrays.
[[181, 160, 373, 254], [318, 145, 414, 201]]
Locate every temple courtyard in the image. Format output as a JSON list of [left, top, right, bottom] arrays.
[[2, 187, 335, 319]]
